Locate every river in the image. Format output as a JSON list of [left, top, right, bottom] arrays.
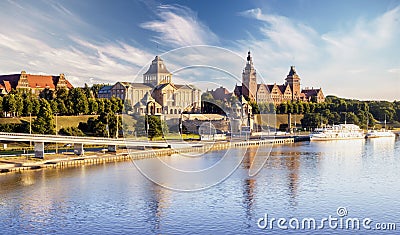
[[1, 138, 399, 234]]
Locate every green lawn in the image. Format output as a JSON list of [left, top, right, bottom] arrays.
[[0, 115, 98, 130]]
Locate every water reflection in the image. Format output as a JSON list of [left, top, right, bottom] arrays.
[[0, 139, 399, 234], [242, 148, 256, 228], [145, 184, 171, 232]]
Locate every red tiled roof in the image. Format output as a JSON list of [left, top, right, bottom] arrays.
[[4, 81, 12, 92], [27, 74, 56, 89], [65, 79, 73, 89], [0, 73, 73, 92]]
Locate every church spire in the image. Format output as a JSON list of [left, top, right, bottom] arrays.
[[247, 51, 252, 64], [288, 66, 297, 76]]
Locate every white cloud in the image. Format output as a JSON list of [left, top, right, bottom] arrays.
[[140, 4, 219, 47], [0, 1, 155, 86], [236, 7, 400, 101]]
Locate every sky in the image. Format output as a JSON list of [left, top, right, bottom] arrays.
[[0, 0, 399, 100]]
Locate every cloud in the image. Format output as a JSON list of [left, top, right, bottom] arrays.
[[237, 7, 400, 101], [140, 4, 219, 47], [0, 0, 155, 86]]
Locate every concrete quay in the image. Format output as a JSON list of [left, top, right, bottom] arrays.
[[0, 137, 297, 174]]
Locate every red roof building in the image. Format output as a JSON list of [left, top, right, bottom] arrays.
[[0, 71, 73, 95]]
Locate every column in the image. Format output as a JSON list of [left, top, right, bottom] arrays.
[[74, 143, 84, 155], [34, 142, 44, 159]]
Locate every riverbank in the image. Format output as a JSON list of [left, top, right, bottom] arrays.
[[0, 137, 295, 174]]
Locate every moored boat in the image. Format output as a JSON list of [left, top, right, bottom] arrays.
[[365, 129, 395, 139], [309, 124, 364, 141]]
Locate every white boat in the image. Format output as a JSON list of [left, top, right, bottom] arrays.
[[365, 129, 395, 138], [309, 124, 365, 141], [365, 115, 396, 138]]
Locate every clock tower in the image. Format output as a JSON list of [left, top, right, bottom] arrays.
[[242, 51, 257, 102]]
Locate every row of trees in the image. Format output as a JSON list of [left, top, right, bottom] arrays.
[[0, 85, 125, 136], [202, 92, 400, 130], [297, 96, 400, 130], [0, 86, 123, 117]]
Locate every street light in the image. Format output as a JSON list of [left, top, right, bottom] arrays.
[[29, 112, 32, 148], [55, 112, 58, 154], [115, 113, 119, 139]]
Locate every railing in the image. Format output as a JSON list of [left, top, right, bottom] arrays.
[[0, 132, 168, 147]]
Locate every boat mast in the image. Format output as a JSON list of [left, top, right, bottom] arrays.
[[384, 114, 387, 130]]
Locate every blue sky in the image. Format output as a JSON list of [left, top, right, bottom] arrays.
[[0, 0, 399, 100]]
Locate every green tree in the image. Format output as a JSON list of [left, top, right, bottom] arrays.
[[297, 102, 304, 114], [3, 94, 16, 116], [59, 126, 84, 136], [55, 88, 68, 100], [14, 92, 24, 116], [248, 101, 260, 114], [68, 88, 89, 115], [104, 98, 113, 113], [279, 102, 288, 114], [301, 113, 327, 130], [32, 99, 55, 134], [0, 96, 3, 117], [50, 100, 59, 113], [39, 88, 54, 100], [32, 98, 41, 116], [97, 99, 105, 113], [57, 99, 68, 114], [84, 83, 93, 99], [111, 97, 123, 113], [88, 98, 98, 114], [146, 115, 164, 140], [22, 96, 33, 116]]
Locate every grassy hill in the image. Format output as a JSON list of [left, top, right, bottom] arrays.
[[0, 115, 98, 130]]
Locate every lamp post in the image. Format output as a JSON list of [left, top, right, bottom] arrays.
[[106, 115, 110, 138], [55, 112, 58, 154], [28, 112, 32, 151], [179, 112, 183, 136], [145, 114, 149, 137], [115, 113, 119, 139]]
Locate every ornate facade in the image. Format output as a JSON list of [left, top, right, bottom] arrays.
[[233, 51, 324, 104], [100, 55, 202, 115], [0, 71, 73, 95]]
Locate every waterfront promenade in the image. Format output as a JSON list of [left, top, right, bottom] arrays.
[[0, 136, 297, 174]]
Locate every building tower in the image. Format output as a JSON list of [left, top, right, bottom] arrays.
[[285, 66, 301, 100], [242, 51, 257, 102], [143, 56, 172, 86]]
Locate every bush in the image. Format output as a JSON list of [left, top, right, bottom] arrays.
[[59, 127, 85, 136]]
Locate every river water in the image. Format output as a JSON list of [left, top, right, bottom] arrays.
[[1, 138, 399, 234]]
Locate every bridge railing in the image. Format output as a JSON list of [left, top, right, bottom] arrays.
[[0, 132, 123, 141], [0, 132, 168, 147]]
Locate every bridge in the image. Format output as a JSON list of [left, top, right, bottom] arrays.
[[0, 132, 170, 158]]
